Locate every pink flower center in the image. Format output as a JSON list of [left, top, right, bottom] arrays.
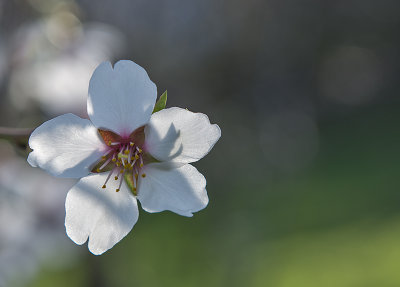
[[94, 128, 147, 194]]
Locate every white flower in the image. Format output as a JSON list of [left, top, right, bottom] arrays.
[[27, 60, 221, 255]]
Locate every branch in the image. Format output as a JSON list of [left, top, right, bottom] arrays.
[[0, 127, 33, 139]]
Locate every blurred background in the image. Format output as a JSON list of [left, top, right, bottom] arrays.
[[1, 0, 400, 286]]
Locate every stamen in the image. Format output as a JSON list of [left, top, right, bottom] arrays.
[[102, 168, 116, 189], [99, 156, 113, 170], [139, 155, 143, 167], [128, 148, 133, 163], [130, 142, 134, 146], [116, 170, 125, 192], [141, 173, 146, 178], [102, 149, 113, 157]]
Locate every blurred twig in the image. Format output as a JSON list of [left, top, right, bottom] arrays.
[[0, 127, 33, 155], [0, 127, 33, 138]]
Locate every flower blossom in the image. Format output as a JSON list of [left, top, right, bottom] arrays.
[[27, 60, 221, 255]]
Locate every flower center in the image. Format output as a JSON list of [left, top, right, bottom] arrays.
[[96, 140, 146, 193], [93, 128, 150, 195]]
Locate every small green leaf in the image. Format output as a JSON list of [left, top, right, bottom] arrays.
[[152, 90, 167, 113], [124, 173, 137, 196]]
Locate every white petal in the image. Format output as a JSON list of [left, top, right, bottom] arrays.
[[144, 107, 221, 164], [27, 113, 106, 178], [137, 163, 209, 217], [87, 60, 157, 135], [65, 173, 138, 255]]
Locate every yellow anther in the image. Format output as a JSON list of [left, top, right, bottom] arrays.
[[130, 142, 134, 146], [108, 141, 111, 146], [120, 169, 124, 174], [96, 168, 100, 172], [112, 158, 117, 162], [138, 148, 142, 153], [124, 150, 129, 155], [135, 154, 139, 159], [116, 162, 121, 167], [141, 173, 146, 178], [102, 185, 106, 189], [114, 176, 118, 180], [101, 156, 107, 160], [140, 163, 144, 167], [116, 189, 120, 192]]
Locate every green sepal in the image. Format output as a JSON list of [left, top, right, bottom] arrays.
[[152, 90, 167, 113], [124, 173, 137, 196]]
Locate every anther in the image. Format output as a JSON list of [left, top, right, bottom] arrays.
[[101, 156, 107, 160], [139, 156, 144, 167], [141, 173, 146, 178], [102, 185, 106, 189], [130, 142, 134, 146], [114, 176, 118, 180], [116, 189, 120, 192], [124, 150, 129, 155]]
